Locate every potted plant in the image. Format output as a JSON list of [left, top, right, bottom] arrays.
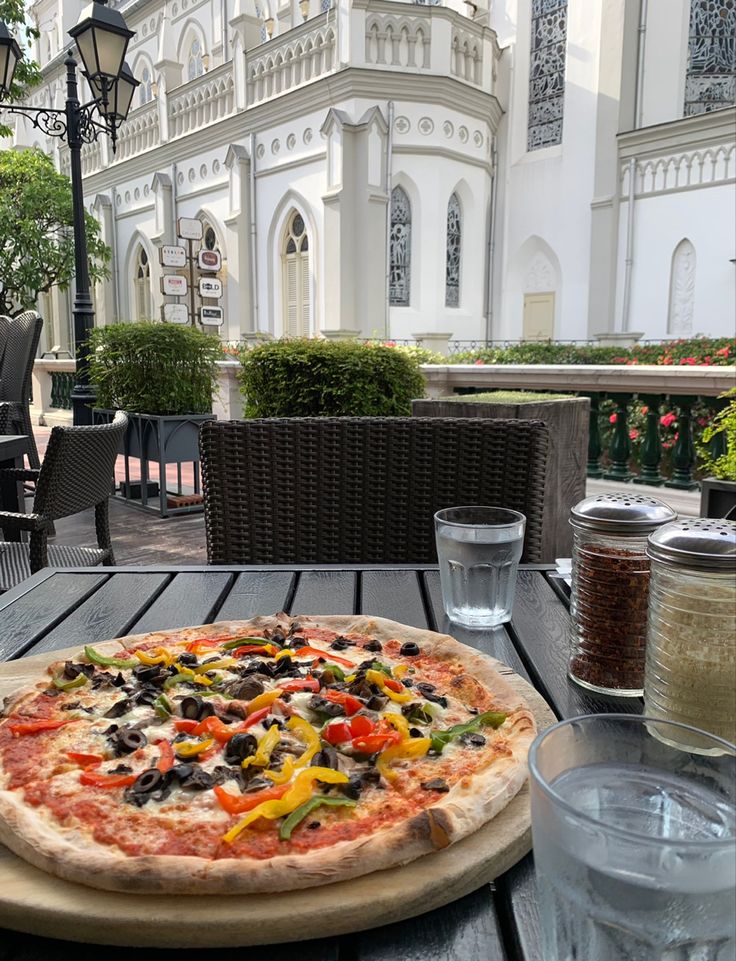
[[88, 321, 222, 516], [698, 388, 736, 519]]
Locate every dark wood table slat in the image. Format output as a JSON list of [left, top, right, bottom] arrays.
[[424, 572, 532, 681], [0, 573, 108, 660], [28, 573, 172, 655], [360, 570, 428, 627], [509, 570, 641, 720], [349, 884, 508, 961], [290, 571, 357, 615], [127, 572, 236, 634], [494, 857, 542, 961], [215, 571, 296, 620]]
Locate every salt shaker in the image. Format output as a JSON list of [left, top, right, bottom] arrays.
[[568, 493, 676, 696], [644, 518, 736, 747]]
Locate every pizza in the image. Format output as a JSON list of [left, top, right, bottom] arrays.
[[0, 615, 536, 894]]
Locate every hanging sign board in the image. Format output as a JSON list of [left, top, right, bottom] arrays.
[[197, 249, 222, 272], [200, 306, 224, 326], [161, 274, 188, 296], [177, 217, 203, 240], [162, 303, 189, 324], [199, 277, 223, 298], [160, 245, 187, 268]]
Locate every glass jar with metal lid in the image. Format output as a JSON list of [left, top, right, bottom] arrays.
[[644, 518, 736, 748], [568, 492, 676, 696]]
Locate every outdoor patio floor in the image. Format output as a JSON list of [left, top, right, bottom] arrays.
[[22, 424, 699, 567]]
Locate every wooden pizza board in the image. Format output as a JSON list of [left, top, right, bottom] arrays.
[[0, 643, 556, 948]]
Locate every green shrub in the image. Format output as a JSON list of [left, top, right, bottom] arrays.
[[697, 388, 736, 481], [88, 321, 222, 416], [239, 338, 426, 417]]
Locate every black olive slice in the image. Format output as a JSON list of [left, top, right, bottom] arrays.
[[104, 698, 131, 718], [232, 677, 265, 701], [132, 768, 164, 794], [133, 665, 162, 683], [416, 681, 436, 696], [311, 747, 339, 770], [114, 728, 148, 755], [330, 638, 350, 651], [400, 642, 420, 657], [224, 732, 258, 765], [363, 639, 382, 652], [177, 652, 199, 666]]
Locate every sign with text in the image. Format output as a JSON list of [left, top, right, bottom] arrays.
[[159, 245, 187, 268], [200, 306, 224, 326], [197, 249, 222, 272], [162, 303, 189, 324], [161, 274, 188, 297], [198, 277, 223, 298], [177, 217, 203, 241]]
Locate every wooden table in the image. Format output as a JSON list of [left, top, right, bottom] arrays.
[[0, 436, 29, 540], [0, 564, 639, 961]]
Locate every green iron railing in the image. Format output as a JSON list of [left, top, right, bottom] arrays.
[[49, 371, 75, 410]]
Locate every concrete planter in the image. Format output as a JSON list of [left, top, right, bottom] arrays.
[[412, 395, 590, 560], [699, 477, 736, 519]]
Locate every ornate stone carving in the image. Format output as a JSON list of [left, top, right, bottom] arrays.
[[668, 239, 696, 336], [525, 251, 556, 293]]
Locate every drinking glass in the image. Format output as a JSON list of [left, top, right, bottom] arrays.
[[529, 714, 736, 961], [434, 506, 525, 628]]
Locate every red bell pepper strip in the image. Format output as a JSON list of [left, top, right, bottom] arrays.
[[156, 740, 175, 773], [213, 782, 290, 816], [174, 719, 199, 734], [286, 647, 354, 668], [321, 690, 363, 716], [66, 752, 103, 768], [9, 718, 79, 736], [278, 676, 321, 694], [241, 706, 271, 729], [352, 721, 402, 754], [383, 678, 405, 694], [232, 645, 279, 658], [185, 637, 225, 653], [79, 770, 137, 788], [192, 716, 242, 743], [323, 714, 375, 745]]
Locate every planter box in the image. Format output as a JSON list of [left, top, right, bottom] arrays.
[[412, 394, 590, 560], [93, 409, 215, 517], [700, 477, 736, 519]]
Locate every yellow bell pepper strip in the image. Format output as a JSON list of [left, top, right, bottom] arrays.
[[222, 767, 348, 843], [133, 648, 173, 667], [84, 645, 138, 670], [241, 724, 281, 770], [376, 737, 432, 783], [193, 658, 238, 673], [245, 689, 282, 714], [383, 712, 411, 739], [429, 711, 507, 755], [174, 736, 215, 758], [52, 672, 88, 691], [163, 671, 213, 690], [365, 669, 412, 704], [393, 664, 409, 679], [279, 796, 356, 840], [287, 715, 321, 768], [263, 756, 295, 785]]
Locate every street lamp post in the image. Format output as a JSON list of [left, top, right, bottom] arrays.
[[0, 1, 137, 425]]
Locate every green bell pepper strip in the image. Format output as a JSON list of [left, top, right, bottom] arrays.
[[52, 672, 88, 692], [430, 710, 507, 755], [221, 636, 280, 651], [84, 646, 138, 670], [322, 663, 346, 681], [279, 796, 357, 841], [163, 672, 198, 690], [371, 660, 393, 678], [154, 693, 173, 718]]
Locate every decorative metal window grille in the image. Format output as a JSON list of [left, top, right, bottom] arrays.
[[527, 0, 567, 151], [684, 0, 736, 116], [134, 246, 152, 320], [445, 193, 461, 308], [204, 225, 217, 251], [389, 187, 411, 306], [320, 0, 331, 11]]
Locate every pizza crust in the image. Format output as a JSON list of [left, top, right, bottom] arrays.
[[0, 616, 536, 894]]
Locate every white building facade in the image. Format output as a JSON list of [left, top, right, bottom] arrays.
[[5, 0, 736, 351]]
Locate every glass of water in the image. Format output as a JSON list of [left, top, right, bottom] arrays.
[[434, 506, 525, 628], [529, 714, 736, 961]]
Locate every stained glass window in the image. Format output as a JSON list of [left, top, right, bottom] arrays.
[[134, 246, 152, 320], [389, 187, 411, 306], [188, 38, 204, 81], [139, 67, 153, 105], [445, 193, 461, 308], [684, 0, 736, 115], [527, 0, 567, 151]]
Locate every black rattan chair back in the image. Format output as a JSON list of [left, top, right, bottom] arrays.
[[33, 412, 128, 521], [0, 315, 10, 368], [0, 310, 44, 468], [201, 417, 549, 565]]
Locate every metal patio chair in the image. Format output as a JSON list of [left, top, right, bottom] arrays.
[[0, 412, 128, 592], [0, 310, 44, 469], [200, 416, 549, 565]]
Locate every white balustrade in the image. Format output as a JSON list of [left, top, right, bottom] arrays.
[[168, 63, 235, 139], [247, 14, 337, 105], [115, 101, 161, 161]]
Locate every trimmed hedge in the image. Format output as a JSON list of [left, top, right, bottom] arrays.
[[88, 321, 222, 416], [239, 338, 426, 417]]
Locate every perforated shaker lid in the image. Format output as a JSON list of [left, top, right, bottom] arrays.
[[570, 492, 677, 535], [647, 517, 736, 571]]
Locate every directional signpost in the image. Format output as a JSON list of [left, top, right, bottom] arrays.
[[162, 303, 189, 324], [200, 306, 224, 327], [199, 277, 223, 298], [198, 249, 222, 272], [160, 245, 187, 268], [159, 219, 224, 330]]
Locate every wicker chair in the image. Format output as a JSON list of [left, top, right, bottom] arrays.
[[0, 412, 127, 592], [0, 310, 44, 469], [200, 417, 549, 565], [0, 315, 10, 367]]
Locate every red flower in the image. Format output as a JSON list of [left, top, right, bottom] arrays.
[[662, 356, 674, 365], [629, 429, 639, 440], [640, 406, 649, 415], [473, 358, 486, 365], [660, 413, 677, 428], [716, 346, 731, 357], [678, 357, 697, 365], [609, 413, 618, 424], [697, 417, 709, 427]]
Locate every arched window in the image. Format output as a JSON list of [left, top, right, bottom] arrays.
[[528, 0, 567, 149], [203, 224, 218, 251], [684, 0, 736, 116], [445, 193, 461, 307], [282, 212, 310, 336], [187, 37, 204, 81], [389, 186, 411, 306], [139, 66, 153, 105], [134, 246, 152, 320]]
